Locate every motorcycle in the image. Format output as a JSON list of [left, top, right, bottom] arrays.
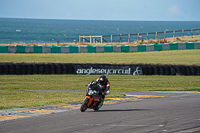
[[80, 81, 103, 112]]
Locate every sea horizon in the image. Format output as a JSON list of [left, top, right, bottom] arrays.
[[1, 17, 200, 22], [0, 17, 200, 44]]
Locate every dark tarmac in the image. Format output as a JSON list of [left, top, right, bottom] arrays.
[[0, 91, 200, 133]]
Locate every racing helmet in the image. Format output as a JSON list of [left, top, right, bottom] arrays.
[[99, 75, 107, 85]]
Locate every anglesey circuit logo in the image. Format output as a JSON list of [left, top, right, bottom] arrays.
[[133, 67, 143, 75], [76, 67, 143, 75]]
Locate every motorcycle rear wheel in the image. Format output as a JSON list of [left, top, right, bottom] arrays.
[[93, 105, 99, 111], [80, 98, 89, 112]]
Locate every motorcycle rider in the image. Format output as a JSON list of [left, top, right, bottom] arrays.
[[95, 75, 110, 108]]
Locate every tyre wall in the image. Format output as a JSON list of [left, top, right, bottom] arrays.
[[0, 63, 199, 76]]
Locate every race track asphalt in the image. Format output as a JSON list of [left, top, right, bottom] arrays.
[[0, 91, 200, 133]]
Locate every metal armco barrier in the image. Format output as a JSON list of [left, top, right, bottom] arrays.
[[0, 63, 199, 76], [79, 29, 200, 43]]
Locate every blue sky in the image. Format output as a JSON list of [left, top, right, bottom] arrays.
[[0, 0, 200, 21]]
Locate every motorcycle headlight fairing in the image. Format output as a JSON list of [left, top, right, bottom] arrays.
[[88, 90, 94, 95]]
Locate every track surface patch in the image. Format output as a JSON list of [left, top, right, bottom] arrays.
[[0, 93, 165, 121]]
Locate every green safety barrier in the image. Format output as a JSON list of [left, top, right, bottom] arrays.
[[169, 43, 178, 50], [121, 45, 129, 52], [34, 46, 43, 53], [51, 46, 61, 53], [104, 46, 113, 52], [186, 42, 195, 49], [137, 45, 146, 52], [0, 42, 199, 53], [154, 44, 163, 51], [0, 45, 8, 53], [17, 45, 25, 53], [88, 46, 96, 53], [69, 46, 78, 53]]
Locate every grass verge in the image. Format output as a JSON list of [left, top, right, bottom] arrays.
[[0, 49, 200, 110], [0, 75, 199, 91], [0, 49, 199, 65], [0, 90, 124, 110], [1, 74, 199, 110]]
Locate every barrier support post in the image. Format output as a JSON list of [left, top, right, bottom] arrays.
[[90, 36, 92, 43], [128, 34, 130, 43], [79, 36, 81, 43], [155, 32, 157, 40], [147, 33, 148, 42], [83, 37, 85, 43], [191, 29, 193, 38]]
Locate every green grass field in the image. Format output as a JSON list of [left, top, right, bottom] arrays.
[[0, 90, 124, 110], [0, 49, 199, 64], [1, 75, 199, 110], [0, 49, 200, 110], [0, 75, 199, 91]]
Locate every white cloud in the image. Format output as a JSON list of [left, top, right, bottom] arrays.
[[168, 5, 183, 15]]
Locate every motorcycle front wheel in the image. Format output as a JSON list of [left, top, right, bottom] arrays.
[[80, 98, 89, 112]]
